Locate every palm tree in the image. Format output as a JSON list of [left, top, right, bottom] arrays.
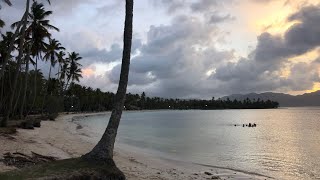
[[11, 1, 59, 84], [41, 39, 64, 112], [19, 42, 32, 119], [0, 0, 11, 9], [43, 39, 65, 83], [0, 0, 25, 80], [65, 52, 82, 90], [59, 57, 69, 85], [83, 0, 134, 161], [0, 32, 14, 114], [1, 0, 31, 127], [12, 1, 59, 118], [56, 51, 65, 79], [0, 0, 52, 79], [0, 0, 11, 33]]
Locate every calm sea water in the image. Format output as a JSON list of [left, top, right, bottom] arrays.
[[78, 108, 320, 180]]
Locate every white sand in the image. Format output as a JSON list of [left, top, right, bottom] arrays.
[[0, 113, 272, 179]]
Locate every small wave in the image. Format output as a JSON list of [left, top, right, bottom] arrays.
[[195, 163, 274, 179]]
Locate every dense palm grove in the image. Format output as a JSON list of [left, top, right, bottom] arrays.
[[0, 1, 278, 127], [0, 1, 82, 126]]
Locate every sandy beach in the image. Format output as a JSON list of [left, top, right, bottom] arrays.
[[0, 113, 272, 180]]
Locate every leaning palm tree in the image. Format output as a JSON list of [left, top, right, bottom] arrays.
[[0, 0, 11, 9], [83, 0, 134, 162]]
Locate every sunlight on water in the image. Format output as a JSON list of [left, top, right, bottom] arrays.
[[79, 108, 320, 180]]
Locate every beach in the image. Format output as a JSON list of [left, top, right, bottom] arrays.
[[0, 113, 271, 179]]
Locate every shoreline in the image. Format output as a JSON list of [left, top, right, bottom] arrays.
[[0, 113, 272, 179]]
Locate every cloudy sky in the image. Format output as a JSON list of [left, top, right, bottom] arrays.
[[1, 0, 320, 99]]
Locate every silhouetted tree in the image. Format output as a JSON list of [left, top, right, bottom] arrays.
[[83, 0, 134, 163]]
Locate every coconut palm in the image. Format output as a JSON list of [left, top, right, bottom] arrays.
[[10, 1, 59, 119], [56, 51, 65, 79], [11, 1, 59, 74], [83, 0, 134, 162], [0, 0, 10, 29], [60, 57, 69, 84], [65, 52, 82, 90], [43, 39, 65, 81], [0, 19, 4, 28], [41, 39, 64, 112], [0, 0, 11, 9], [0, 0, 32, 127]]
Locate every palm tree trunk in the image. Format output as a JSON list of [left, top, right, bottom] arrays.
[[13, 72, 23, 115], [83, 0, 133, 161], [20, 46, 31, 119], [1, 0, 30, 127], [41, 65, 52, 114], [64, 77, 70, 92]]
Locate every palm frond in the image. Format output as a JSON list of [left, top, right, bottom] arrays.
[[2, 0, 11, 6]]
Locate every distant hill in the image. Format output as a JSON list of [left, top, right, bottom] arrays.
[[220, 91, 320, 107]]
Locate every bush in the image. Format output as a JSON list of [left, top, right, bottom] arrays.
[[46, 96, 64, 121], [48, 113, 58, 121]]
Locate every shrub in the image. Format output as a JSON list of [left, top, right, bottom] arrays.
[[46, 96, 64, 121]]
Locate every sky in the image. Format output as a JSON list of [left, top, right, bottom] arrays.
[[1, 0, 320, 99]]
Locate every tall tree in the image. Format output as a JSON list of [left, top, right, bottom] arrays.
[[56, 50, 65, 80], [1, 0, 11, 6], [0, 2, 26, 80], [83, 0, 134, 161], [65, 52, 82, 90], [41, 39, 64, 112], [1, 0, 30, 127], [43, 39, 65, 83], [13, 1, 59, 116], [19, 43, 32, 119]]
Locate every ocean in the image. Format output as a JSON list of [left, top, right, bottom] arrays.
[[78, 108, 320, 180]]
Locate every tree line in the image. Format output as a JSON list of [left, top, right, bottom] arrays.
[[0, 1, 82, 126], [65, 84, 279, 112]]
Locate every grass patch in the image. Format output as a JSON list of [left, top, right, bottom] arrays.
[[0, 158, 125, 180]]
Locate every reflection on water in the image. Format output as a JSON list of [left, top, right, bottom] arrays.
[[79, 108, 320, 180]]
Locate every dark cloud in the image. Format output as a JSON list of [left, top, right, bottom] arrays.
[[209, 13, 235, 24], [151, 0, 234, 14], [107, 15, 235, 98], [190, 0, 233, 12], [151, 0, 186, 14]]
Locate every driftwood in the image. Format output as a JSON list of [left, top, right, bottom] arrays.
[[0, 152, 57, 168]]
